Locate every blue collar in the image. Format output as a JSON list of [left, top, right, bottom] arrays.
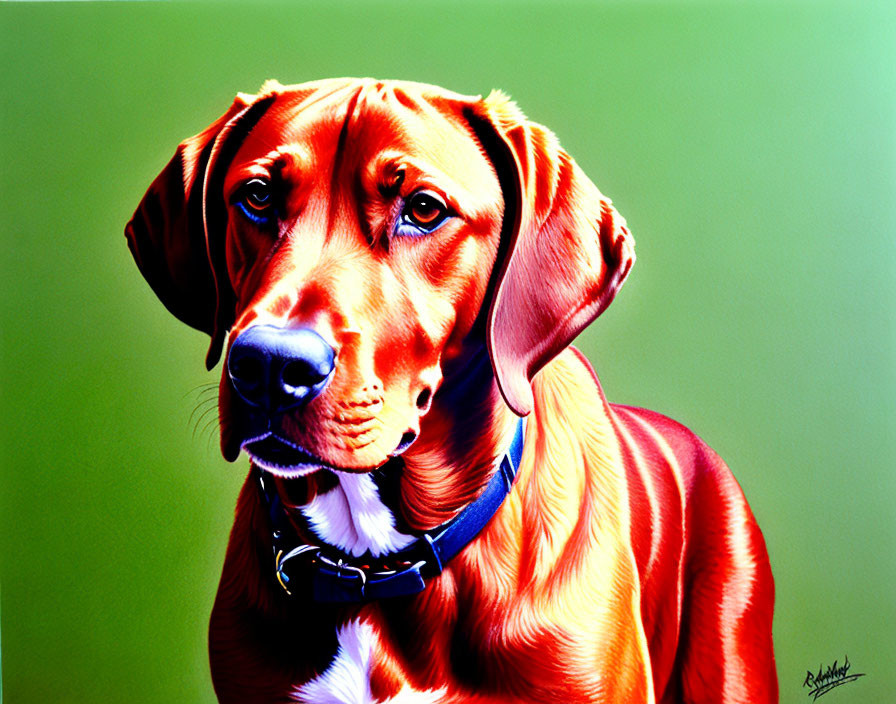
[[257, 417, 525, 603]]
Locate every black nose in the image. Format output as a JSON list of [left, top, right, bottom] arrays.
[[227, 325, 336, 412]]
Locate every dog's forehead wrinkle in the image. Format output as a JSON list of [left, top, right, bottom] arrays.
[[276, 79, 363, 125], [300, 83, 491, 196], [270, 144, 313, 179]]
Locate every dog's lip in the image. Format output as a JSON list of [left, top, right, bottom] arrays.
[[243, 427, 418, 477], [243, 432, 336, 477], [244, 431, 402, 477]]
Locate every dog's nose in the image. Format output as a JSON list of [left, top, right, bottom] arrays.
[[227, 325, 335, 412]]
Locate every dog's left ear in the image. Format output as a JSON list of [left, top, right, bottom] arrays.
[[465, 92, 635, 416], [125, 88, 278, 369]]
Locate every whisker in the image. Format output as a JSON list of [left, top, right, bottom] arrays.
[[193, 404, 220, 439], [183, 382, 218, 400], [189, 396, 218, 430], [202, 415, 223, 450]]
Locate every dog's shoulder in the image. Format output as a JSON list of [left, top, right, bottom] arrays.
[[607, 388, 771, 599], [536, 346, 755, 523], [610, 401, 748, 509]]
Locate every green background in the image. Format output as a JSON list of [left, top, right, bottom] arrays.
[[2, 2, 893, 701]]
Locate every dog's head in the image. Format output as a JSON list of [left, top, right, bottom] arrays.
[[126, 78, 634, 476]]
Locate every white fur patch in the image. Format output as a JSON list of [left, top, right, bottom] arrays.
[[301, 472, 416, 558], [293, 621, 447, 704], [294, 620, 373, 704]]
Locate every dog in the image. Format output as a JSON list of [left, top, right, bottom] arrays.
[[126, 78, 777, 703]]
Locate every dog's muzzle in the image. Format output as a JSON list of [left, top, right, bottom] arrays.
[[227, 325, 335, 413]]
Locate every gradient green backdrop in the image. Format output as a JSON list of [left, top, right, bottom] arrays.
[[2, 2, 894, 702]]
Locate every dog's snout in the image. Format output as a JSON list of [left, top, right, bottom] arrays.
[[227, 325, 335, 412]]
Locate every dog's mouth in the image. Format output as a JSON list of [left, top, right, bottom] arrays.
[[243, 433, 331, 477], [244, 430, 417, 478]]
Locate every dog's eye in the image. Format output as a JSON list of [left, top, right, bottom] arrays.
[[235, 178, 275, 225], [398, 192, 450, 235]]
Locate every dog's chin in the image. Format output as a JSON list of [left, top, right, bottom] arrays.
[[242, 432, 409, 478]]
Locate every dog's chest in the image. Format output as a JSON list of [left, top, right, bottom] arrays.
[[293, 620, 445, 704], [292, 475, 449, 702]]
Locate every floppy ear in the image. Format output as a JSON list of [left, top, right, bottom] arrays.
[[467, 92, 635, 416], [125, 89, 277, 369]]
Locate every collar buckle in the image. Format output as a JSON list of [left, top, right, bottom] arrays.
[[275, 544, 320, 595]]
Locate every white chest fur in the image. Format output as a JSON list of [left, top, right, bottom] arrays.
[[293, 475, 447, 703], [300, 472, 415, 558], [294, 620, 374, 704], [293, 620, 446, 704]]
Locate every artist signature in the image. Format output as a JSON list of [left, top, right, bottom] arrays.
[[803, 655, 865, 700]]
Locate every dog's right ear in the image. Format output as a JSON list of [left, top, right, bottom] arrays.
[[125, 88, 277, 368]]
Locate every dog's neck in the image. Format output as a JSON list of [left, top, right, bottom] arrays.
[[399, 345, 520, 531], [278, 345, 519, 555]]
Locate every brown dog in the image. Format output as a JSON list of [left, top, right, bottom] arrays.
[[127, 78, 777, 703]]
